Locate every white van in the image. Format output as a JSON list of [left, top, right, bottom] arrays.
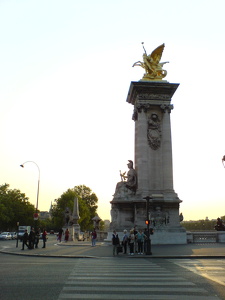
[[18, 226, 31, 241]]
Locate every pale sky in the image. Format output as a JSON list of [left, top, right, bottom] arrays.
[[1, 0, 225, 222]]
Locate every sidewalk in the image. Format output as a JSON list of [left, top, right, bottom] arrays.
[[1, 238, 225, 259]]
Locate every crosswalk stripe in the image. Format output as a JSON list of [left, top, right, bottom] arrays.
[[58, 258, 221, 300], [65, 281, 195, 286], [59, 294, 220, 299]]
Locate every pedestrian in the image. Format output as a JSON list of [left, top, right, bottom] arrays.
[[91, 229, 97, 246], [58, 228, 64, 242], [128, 229, 135, 255], [28, 228, 35, 249], [112, 230, 120, 256], [135, 229, 146, 254], [133, 226, 138, 253], [122, 229, 128, 254], [21, 229, 29, 250], [34, 228, 40, 248], [42, 229, 47, 248], [65, 228, 69, 242]]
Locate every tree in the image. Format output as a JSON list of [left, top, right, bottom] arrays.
[[51, 185, 98, 231], [0, 183, 35, 230]]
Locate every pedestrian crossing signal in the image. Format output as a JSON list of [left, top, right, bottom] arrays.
[[145, 220, 150, 225]]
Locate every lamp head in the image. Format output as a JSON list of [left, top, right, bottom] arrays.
[[20, 164, 24, 168]]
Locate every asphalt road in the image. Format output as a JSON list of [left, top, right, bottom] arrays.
[[1, 238, 225, 299], [0, 245, 225, 299]]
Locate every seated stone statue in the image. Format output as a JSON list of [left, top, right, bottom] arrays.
[[125, 160, 137, 193], [114, 160, 137, 197]]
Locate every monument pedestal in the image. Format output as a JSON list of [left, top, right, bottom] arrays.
[[62, 224, 81, 242], [109, 81, 186, 244]]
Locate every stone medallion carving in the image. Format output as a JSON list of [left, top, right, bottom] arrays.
[[147, 113, 161, 150]]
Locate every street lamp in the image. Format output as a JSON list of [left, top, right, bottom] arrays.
[[143, 196, 152, 255], [20, 161, 40, 217]]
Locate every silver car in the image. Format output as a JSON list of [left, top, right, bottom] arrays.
[[9, 232, 17, 240], [0, 232, 12, 240]]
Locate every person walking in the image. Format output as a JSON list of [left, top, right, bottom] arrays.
[[128, 229, 135, 255], [135, 229, 146, 254], [91, 229, 97, 246], [65, 228, 69, 242], [21, 229, 29, 250], [112, 230, 120, 256], [58, 228, 64, 242], [28, 228, 35, 249], [42, 229, 47, 248], [122, 229, 128, 254]]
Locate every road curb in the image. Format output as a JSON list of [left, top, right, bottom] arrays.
[[1, 249, 225, 259]]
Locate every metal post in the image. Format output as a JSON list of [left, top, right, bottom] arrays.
[[16, 221, 19, 248], [143, 196, 152, 255], [20, 161, 40, 230]]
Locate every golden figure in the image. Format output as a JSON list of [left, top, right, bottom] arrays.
[[133, 43, 169, 81]]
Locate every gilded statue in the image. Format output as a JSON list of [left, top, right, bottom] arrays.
[[132, 43, 169, 81]]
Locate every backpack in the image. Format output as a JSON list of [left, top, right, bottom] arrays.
[[112, 233, 119, 245]]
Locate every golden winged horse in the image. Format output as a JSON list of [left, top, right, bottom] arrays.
[[133, 43, 169, 81]]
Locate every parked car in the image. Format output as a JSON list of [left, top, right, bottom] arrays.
[[9, 232, 17, 240], [0, 232, 12, 240]]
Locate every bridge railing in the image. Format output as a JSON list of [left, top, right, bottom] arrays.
[[187, 231, 225, 243]]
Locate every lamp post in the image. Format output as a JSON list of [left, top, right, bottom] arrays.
[[20, 161, 40, 220], [143, 196, 152, 255]]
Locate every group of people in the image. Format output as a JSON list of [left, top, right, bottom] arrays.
[[112, 227, 150, 256], [22, 228, 47, 250], [57, 228, 70, 242]]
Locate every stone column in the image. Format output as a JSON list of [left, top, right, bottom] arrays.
[[127, 81, 179, 198], [161, 105, 174, 192], [135, 110, 149, 195]]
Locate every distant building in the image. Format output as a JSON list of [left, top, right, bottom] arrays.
[[39, 211, 51, 220]]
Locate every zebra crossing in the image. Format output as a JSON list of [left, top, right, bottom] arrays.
[[58, 258, 221, 300]]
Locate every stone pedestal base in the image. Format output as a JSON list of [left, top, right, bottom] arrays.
[[73, 224, 81, 241], [109, 192, 186, 244], [62, 224, 81, 241], [151, 228, 187, 244], [106, 229, 186, 245]]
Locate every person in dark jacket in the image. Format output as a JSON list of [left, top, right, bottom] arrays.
[[21, 230, 29, 250], [28, 228, 35, 249], [35, 228, 40, 248], [112, 230, 120, 256]]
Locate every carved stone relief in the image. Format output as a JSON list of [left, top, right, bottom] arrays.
[[150, 206, 169, 229], [147, 113, 161, 150]]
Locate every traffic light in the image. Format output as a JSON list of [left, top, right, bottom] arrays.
[[145, 220, 150, 225]]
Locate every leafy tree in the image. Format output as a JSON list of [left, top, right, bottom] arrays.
[[52, 185, 98, 231], [0, 183, 35, 230], [182, 219, 216, 231]]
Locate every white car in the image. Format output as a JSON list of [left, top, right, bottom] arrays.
[[0, 232, 12, 240]]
